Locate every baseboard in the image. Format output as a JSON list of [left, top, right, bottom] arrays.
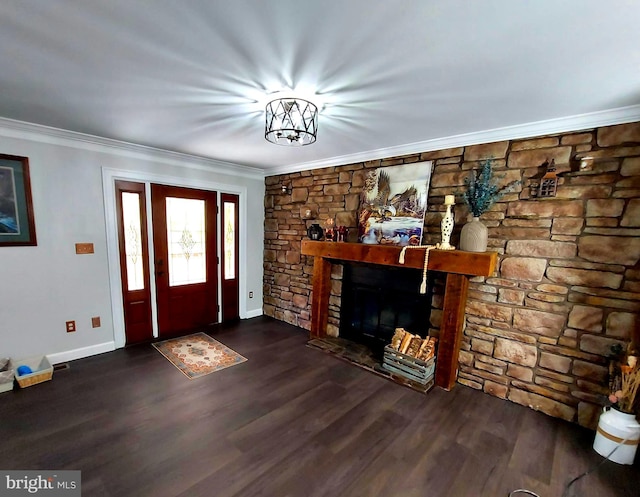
[[243, 308, 264, 319], [47, 341, 116, 365]]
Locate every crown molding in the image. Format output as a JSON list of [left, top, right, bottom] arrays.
[[3, 104, 639, 180], [268, 104, 640, 176], [0, 117, 265, 180]]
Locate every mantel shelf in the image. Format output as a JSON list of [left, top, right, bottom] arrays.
[[301, 241, 497, 277], [301, 240, 499, 391]]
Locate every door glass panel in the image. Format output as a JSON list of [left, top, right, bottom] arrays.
[[122, 192, 145, 291], [166, 197, 206, 286], [223, 201, 235, 280]]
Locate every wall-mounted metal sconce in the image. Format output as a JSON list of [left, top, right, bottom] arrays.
[[578, 156, 595, 172], [281, 184, 292, 194], [529, 158, 558, 198], [538, 159, 558, 198], [301, 207, 314, 219], [559, 154, 598, 177]]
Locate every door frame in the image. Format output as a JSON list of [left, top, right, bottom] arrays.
[[102, 167, 248, 348]]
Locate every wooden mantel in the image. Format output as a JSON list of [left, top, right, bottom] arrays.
[[301, 240, 498, 391]]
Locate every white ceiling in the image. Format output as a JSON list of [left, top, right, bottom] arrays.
[[0, 1, 639, 175]]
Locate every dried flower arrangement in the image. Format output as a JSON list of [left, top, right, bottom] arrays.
[[608, 342, 640, 414], [462, 159, 520, 217]]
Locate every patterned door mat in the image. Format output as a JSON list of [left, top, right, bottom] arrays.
[[152, 332, 247, 379]]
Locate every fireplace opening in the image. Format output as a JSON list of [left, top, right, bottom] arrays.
[[339, 262, 433, 359]]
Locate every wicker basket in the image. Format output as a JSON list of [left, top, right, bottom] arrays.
[[0, 358, 13, 393], [14, 356, 53, 388]]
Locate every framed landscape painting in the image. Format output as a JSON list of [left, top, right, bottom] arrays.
[[358, 161, 433, 246], [0, 154, 37, 246]]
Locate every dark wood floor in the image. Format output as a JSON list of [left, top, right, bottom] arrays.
[[1, 317, 638, 497]]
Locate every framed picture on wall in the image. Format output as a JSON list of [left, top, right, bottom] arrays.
[[358, 160, 433, 246], [0, 154, 37, 246]]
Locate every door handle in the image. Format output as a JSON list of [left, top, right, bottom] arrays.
[[155, 259, 164, 276]]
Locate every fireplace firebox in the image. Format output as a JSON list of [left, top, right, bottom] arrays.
[[340, 262, 433, 358]]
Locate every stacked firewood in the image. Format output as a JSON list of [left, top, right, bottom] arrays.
[[389, 328, 437, 361]]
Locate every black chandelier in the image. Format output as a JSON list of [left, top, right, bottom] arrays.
[[265, 98, 318, 146]]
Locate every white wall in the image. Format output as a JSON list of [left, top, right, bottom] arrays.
[[0, 120, 265, 362]]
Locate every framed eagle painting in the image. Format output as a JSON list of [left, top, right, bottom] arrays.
[[357, 161, 432, 246]]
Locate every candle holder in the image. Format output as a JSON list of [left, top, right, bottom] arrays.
[[324, 218, 335, 241], [439, 195, 456, 250]]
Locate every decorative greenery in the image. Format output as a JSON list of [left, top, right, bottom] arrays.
[[462, 159, 519, 217]]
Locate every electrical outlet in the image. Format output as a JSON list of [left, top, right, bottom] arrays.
[[91, 316, 101, 328], [249, 291, 254, 298], [66, 320, 76, 333]]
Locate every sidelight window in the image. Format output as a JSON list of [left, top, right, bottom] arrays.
[[223, 201, 236, 280], [122, 192, 145, 291]]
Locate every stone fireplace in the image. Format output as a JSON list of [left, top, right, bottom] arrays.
[[301, 240, 497, 390]]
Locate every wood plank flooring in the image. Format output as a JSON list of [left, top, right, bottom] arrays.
[[0, 316, 638, 497]]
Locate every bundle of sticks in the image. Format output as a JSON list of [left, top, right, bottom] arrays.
[[389, 328, 437, 362]]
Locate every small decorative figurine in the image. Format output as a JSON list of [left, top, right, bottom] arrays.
[[439, 195, 456, 250]]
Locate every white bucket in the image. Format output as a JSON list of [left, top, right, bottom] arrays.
[[593, 407, 640, 465]]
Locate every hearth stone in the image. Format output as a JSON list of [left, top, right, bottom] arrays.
[[307, 336, 435, 393]]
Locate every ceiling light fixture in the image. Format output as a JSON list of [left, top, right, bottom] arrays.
[[265, 97, 318, 146]]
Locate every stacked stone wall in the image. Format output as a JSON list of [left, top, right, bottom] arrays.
[[263, 122, 640, 427]]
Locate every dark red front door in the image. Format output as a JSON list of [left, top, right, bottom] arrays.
[[151, 184, 219, 337]]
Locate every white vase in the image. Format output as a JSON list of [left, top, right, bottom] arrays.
[[593, 407, 640, 465], [460, 217, 488, 252]]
